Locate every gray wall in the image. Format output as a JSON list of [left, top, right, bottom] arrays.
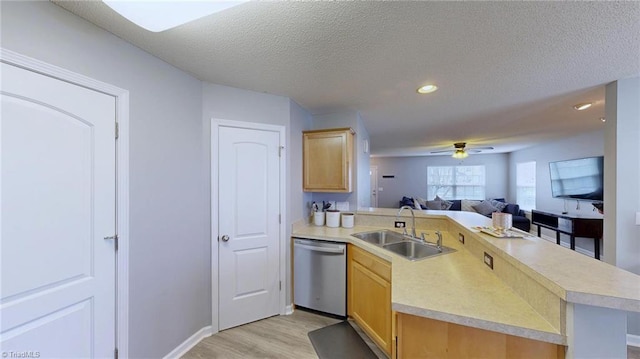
[[507, 130, 604, 215], [356, 114, 371, 208], [370, 153, 509, 208], [201, 82, 311, 312], [310, 112, 363, 211], [604, 78, 640, 336], [287, 100, 313, 302], [0, 2, 209, 357], [508, 130, 604, 252]]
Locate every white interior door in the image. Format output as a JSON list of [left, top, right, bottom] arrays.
[[1, 62, 116, 358], [370, 166, 378, 207], [217, 126, 281, 330]]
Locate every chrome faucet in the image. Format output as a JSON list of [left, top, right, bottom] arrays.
[[396, 205, 417, 238], [420, 230, 443, 251], [435, 230, 443, 250]]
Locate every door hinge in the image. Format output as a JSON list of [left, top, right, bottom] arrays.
[[279, 214, 281, 224], [279, 281, 282, 291], [278, 146, 284, 157], [114, 347, 118, 359], [115, 122, 119, 140]]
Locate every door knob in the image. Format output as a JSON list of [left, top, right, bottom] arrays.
[[221, 235, 230, 242]]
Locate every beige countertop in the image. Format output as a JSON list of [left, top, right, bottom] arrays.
[[357, 208, 640, 312], [291, 209, 640, 345], [292, 223, 565, 344]]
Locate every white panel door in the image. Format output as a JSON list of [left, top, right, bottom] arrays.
[[370, 166, 378, 207], [218, 126, 280, 330], [1, 62, 116, 358]]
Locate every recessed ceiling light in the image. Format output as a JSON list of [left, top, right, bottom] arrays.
[[103, 1, 248, 32], [600, 117, 606, 122], [573, 103, 592, 111], [417, 84, 438, 94]]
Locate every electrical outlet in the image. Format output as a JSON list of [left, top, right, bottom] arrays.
[[394, 221, 406, 228], [484, 252, 494, 270], [458, 233, 465, 244]]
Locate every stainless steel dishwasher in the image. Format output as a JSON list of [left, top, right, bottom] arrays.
[[293, 238, 347, 317]]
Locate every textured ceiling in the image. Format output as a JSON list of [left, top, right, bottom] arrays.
[[54, 1, 640, 156]]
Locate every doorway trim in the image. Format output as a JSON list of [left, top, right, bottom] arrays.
[[210, 118, 287, 333], [370, 165, 379, 207], [1, 48, 131, 358]]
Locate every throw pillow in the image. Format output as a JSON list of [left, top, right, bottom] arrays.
[[426, 200, 443, 210], [434, 195, 454, 210], [417, 197, 428, 208], [400, 196, 414, 207], [503, 203, 521, 216], [461, 199, 482, 213], [488, 199, 507, 212], [412, 197, 422, 210], [472, 200, 500, 216]]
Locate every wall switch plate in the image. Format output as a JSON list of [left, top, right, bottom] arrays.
[[458, 233, 465, 244], [484, 252, 493, 270], [394, 221, 406, 228]]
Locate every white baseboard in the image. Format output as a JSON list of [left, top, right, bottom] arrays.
[[163, 326, 213, 359], [285, 304, 294, 315], [628, 334, 640, 348]]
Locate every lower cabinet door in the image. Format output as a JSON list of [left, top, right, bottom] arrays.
[[396, 313, 566, 359], [349, 258, 392, 355]]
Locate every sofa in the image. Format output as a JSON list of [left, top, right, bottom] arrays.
[[399, 196, 531, 232]]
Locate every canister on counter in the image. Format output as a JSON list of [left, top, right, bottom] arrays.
[[326, 210, 340, 228]]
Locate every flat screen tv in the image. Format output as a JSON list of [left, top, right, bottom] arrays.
[[549, 156, 604, 201]]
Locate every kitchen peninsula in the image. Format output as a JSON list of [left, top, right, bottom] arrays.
[[292, 208, 640, 359]]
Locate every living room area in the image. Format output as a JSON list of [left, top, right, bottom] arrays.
[[370, 129, 606, 258]]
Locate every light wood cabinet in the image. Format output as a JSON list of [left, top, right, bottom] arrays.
[[303, 128, 354, 192], [348, 245, 392, 356], [396, 313, 565, 359]]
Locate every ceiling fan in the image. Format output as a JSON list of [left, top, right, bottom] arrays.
[[430, 142, 494, 159]]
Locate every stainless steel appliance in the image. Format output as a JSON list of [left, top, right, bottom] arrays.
[[293, 238, 347, 317]]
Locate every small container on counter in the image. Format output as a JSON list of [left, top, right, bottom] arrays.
[[313, 211, 325, 226], [341, 213, 355, 228], [326, 210, 341, 228], [492, 212, 512, 231]]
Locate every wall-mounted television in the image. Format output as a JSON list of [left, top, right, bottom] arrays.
[[549, 156, 604, 201]]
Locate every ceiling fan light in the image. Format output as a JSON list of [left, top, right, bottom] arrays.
[[573, 103, 592, 111], [452, 149, 468, 159], [102, 0, 248, 32]]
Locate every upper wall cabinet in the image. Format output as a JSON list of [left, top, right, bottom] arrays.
[[303, 128, 355, 192]]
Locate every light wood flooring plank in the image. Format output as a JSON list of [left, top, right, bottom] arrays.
[[183, 310, 385, 359]]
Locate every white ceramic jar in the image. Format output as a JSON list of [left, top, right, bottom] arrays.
[[326, 210, 341, 228], [341, 213, 355, 228], [313, 211, 325, 226]]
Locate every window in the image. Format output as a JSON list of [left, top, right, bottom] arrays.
[[427, 165, 485, 200], [516, 161, 536, 211]]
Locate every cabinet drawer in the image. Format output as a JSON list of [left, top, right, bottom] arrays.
[[351, 245, 391, 282]]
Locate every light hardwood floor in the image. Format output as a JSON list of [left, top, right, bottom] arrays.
[[182, 310, 386, 359], [182, 310, 640, 359]]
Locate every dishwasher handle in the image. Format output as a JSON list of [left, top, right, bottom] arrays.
[[294, 242, 345, 254]]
